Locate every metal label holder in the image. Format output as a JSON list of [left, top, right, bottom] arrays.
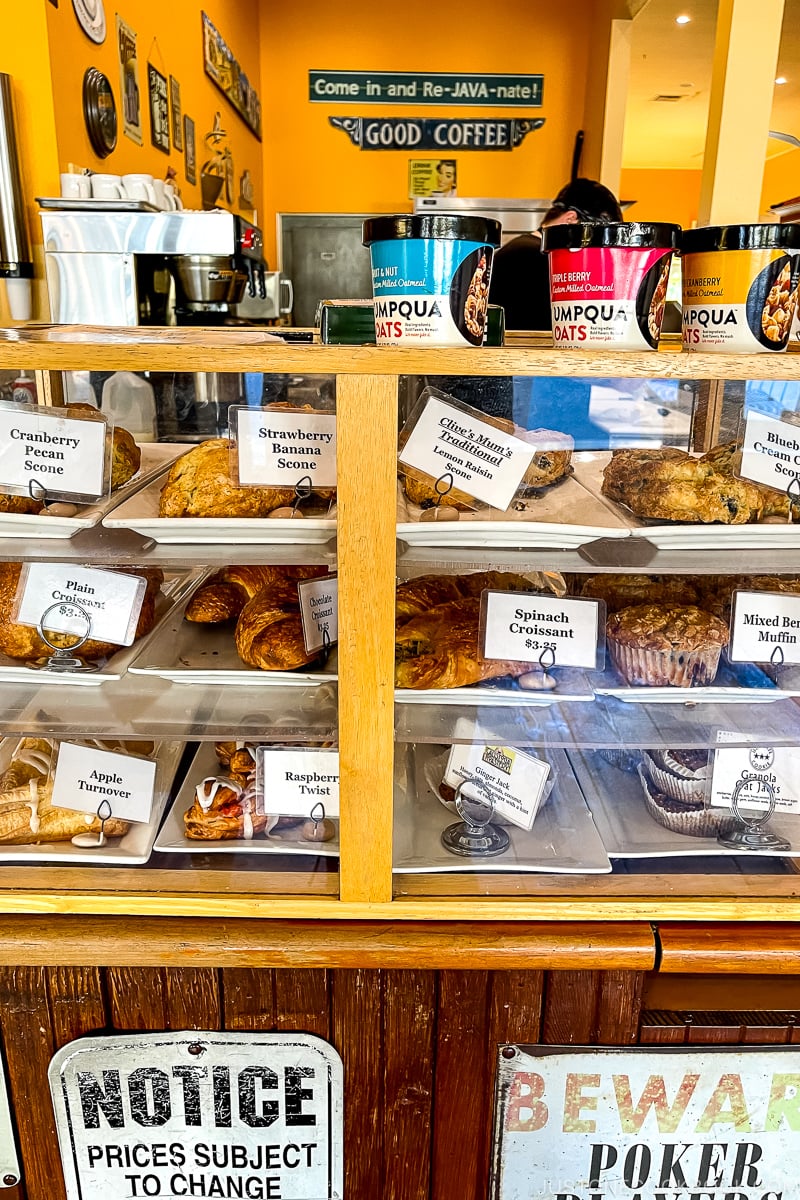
[[441, 775, 510, 858], [718, 773, 792, 852], [33, 600, 99, 674]]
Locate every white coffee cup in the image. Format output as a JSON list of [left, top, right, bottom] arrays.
[[151, 179, 170, 210], [122, 173, 157, 206], [60, 172, 91, 199], [162, 182, 178, 211], [91, 174, 124, 200]]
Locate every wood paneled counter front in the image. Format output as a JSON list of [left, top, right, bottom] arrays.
[[0, 328, 798, 937]]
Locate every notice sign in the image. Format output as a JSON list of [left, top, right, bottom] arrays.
[[14, 563, 146, 647], [233, 408, 337, 489], [491, 1045, 800, 1200], [256, 748, 340, 818], [730, 590, 800, 664], [50, 1031, 343, 1200], [0, 401, 107, 500], [51, 743, 157, 824], [482, 593, 603, 670], [310, 71, 544, 107], [399, 395, 535, 511], [298, 575, 338, 654], [444, 742, 550, 830], [739, 411, 800, 494], [710, 739, 800, 813]]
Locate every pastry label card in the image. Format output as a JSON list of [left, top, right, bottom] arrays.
[[710, 732, 800, 813], [730, 589, 800, 665], [444, 741, 550, 830], [298, 574, 338, 654], [51, 743, 156, 824], [0, 400, 109, 502], [739, 410, 800, 495], [255, 747, 340, 817], [232, 406, 337, 488], [14, 564, 146, 647], [481, 592, 604, 670], [398, 392, 536, 511]]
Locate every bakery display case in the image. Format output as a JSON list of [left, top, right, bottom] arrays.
[[1, 327, 800, 920]]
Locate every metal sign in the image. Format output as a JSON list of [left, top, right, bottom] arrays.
[[49, 1031, 343, 1199], [491, 1045, 800, 1200], [330, 116, 544, 152], [311, 71, 543, 106]]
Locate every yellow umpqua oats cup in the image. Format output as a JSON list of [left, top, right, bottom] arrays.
[[681, 223, 800, 353]]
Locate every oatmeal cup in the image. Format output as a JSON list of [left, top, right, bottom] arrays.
[[606, 604, 729, 687]]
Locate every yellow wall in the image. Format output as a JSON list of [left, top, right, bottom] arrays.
[[45, 0, 263, 218], [259, 0, 595, 265], [0, 2, 59, 321], [761, 147, 800, 215], [619, 168, 703, 229]]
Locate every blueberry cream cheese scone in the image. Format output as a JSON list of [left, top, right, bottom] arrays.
[[606, 603, 729, 687], [601, 447, 764, 524]]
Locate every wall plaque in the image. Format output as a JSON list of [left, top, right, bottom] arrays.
[[311, 71, 543, 106], [491, 1044, 800, 1199], [330, 116, 544, 151], [50, 1031, 344, 1199]]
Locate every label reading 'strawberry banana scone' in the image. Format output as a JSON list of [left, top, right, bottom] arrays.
[[548, 247, 673, 349], [370, 239, 494, 346], [682, 249, 800, 352]]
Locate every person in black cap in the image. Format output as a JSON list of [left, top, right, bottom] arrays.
[[489, 177, 623, 330]]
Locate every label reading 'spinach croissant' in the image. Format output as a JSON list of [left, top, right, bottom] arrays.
[[682, 250, 800, 352]]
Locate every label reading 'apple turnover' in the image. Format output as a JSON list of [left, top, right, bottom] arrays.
[[51, 742, 156, 824], [232, 407, 337, 488]]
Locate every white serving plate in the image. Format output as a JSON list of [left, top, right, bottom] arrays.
[[396, 464, 629, 549], [129, 574, 338, 686], [0, 737, 185, 864], [393, 743, 611, 874], [593, 660, 799, 705], [104, 473, 337, 544], [0, 442, 182, 539], [0, 570, 202, 687], [576, 451, 800, 550], [395, 666, 594, 707], [153, 742, 339, 858], [570, 749, 800, 858]]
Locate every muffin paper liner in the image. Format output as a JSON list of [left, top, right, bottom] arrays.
[[608, 639, 723, 687]]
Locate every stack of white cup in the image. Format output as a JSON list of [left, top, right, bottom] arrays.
[[59, 171, 183, 210]]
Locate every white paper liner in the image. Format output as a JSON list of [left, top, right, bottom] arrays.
[[638, 764, 737, 838]]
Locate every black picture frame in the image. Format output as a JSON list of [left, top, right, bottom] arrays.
[[169, 75, 182, 152], [184, 115, 196, 185], [148, 63, 169, 154]]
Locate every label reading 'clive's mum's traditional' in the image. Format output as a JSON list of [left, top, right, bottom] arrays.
[[0, 403, 107, 500], [233, 407, 337, 488], [398, 396, 535, 510]]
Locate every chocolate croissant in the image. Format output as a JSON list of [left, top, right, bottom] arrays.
[[395, 596, 529, 689], [0, 563, 164, 662], [235, 577, 320, 671], [186, 565, 325, 624]]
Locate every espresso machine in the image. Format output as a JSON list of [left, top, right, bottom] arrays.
[[40, 208, 270, 435]]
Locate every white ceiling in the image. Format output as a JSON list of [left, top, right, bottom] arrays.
[[622, 0, 800, 169]]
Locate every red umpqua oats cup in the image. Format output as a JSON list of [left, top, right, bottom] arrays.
[[541, 222, 681, 350]]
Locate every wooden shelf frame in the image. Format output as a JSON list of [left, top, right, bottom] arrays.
[[0, 326, 799, 932]]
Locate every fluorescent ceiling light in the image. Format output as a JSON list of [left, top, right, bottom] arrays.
[[776, 76, 788, 85], [675, 14, 691, 24]]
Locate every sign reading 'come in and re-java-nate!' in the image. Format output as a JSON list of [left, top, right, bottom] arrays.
[[492, 1046, 800, 1200], [310, 71, 544, 106]]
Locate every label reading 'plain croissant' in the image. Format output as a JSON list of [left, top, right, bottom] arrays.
[[51, 742, 156, 824], [0, 401, 108, 501], [13, 563, 147, 647], [232, 407, 337, 488], [298, 574, 338, 654]]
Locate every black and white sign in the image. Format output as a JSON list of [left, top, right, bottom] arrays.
[[14, 563, 146, 647], [739, 410, 800, 494], [710, 735, 800, 813], [444, 742, 550, 830], [481, 593, 603, 670], [329, 116, 545, 151], [399, 396, 535, 511], [49, 1031, 343, 1200], [730, 589, 800, 664], [256, 748, 340, 818], [0, 402, 107, 500], [52, 743, 157, 824], [312, 71, 544, 106], [233, 408, 337, 489], [298, 576, 338, 654], [492, 1045, 800, 1200]]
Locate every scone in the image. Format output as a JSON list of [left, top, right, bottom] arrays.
[[606, 603, 729, 687], [601, 447, 764, 524], [578, 574, 700, 612], [159, 439, 296, 517], [701, 442, 793, 520]]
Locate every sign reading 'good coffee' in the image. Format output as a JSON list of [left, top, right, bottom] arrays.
[[491, 1045, 800, 1200], [49, 1031, 343, 1199], [329, 116, 545, 151]]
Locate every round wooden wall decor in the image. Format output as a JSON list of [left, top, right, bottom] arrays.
[[83, 67, 117, 158]]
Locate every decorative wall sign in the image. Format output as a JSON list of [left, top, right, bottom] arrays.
[[115, 15, 141, 146], [73, 0, 106, 44], [202, 12, 262, 140], [184, 115, 196, 185], [330, 116, 544, 151], [311, 70, 544, 107], [492, 1044, 800, 1199], [169, 75, 183, 152], [239, 168, 255, 210], [409, 158, 457, 198], [148, 64, 169, 154], [50, 1031, 344, 1200], [82, 67, 117, 159]]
